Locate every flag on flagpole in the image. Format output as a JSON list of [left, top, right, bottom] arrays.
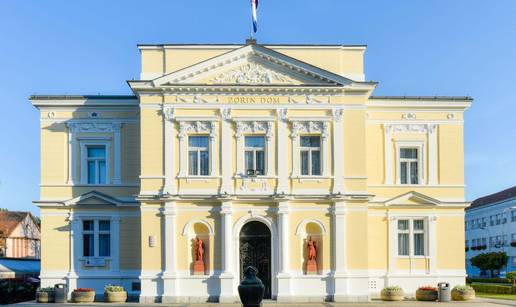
[[251, 0, 259, 33]]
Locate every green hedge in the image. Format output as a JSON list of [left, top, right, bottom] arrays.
[[466, 277, 510, 284], [470, 283, 514, 294]]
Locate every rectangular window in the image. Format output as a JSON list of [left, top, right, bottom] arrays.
[[482, 217, 487, 228], [188, 136, 209, 176], [397, 220, 409, 256], [86, 146, 106, 184], [399, 148, 419, 184], [397, 218, 427, 257], [300, 136, 321, 176], [244, 136, 265, 176], [512, 211, 516, 222], [490, 215, 495, 226], [82, 219, 111, 257]]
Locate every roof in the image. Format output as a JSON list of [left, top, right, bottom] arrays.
[[29, 95, 136, 100], [0, 212, 38, 237], [137, 43, 367, 48], [468, 186, 516, 211], [370, 96, 473, 101]]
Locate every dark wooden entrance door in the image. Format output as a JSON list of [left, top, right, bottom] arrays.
[[239, 221, 271, 299]]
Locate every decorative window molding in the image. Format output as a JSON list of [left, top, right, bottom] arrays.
[[79, 139, 111, 185], [290, 120, 330, 177], [383, 123, 438, 185], [235, 121, 274, 177], [177, 121, 217, 177], [67, 122, 122, 185], [395, 141, 424, 185]]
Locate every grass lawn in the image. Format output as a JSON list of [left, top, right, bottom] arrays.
[[476, 292, 516, 301]]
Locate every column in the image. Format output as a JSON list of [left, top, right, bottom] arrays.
[[332, 109, 344, 194], [276, 109, 288, 193], [110, 216, 120, 273], [209, 122, 217, 177], [235, 123, 244, 175], [220, 108, 233, 194], [321, 122, 330, 177], [66, 124, 78, 185], [163, 106, 176, 194], [162, 202, 179, 303], [428, 215, 437, 274], [178, 122, 188, 177], [332, 200, 348, 301], [384, 125, 393, 184], [67, 214, 79, 299], [387, 215, 397, 276], [276, 200, 291, 301], [219, 200, 235, 303], [266, 122, 274, 176], [290, 122, 300, 178], [112, 123, 122, 184], [428, 124, 438, 185]]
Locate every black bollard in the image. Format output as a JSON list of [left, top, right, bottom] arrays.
[[238, 266, 265, 307]]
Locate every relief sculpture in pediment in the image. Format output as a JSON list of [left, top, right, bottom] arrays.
[[210, 63, 294, 85]]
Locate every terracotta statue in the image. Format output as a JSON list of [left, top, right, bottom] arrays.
[[193, 237, 205, 275], [195, 237, 204, 261], [306, 236, 318, 274], [307, 236, 317, 261]]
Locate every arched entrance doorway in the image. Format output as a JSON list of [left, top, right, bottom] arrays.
[[239, 221, 272, 299]]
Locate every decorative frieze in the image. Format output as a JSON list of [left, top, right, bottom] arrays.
[[235, 121, 273, 139], [290, 121, 329, 138], [210, 62, 294, 85], [178, 121, 217, 139], [67, 122, 122, 133]]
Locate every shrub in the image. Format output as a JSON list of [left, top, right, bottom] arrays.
[[418, 286, 437, 291], [37, 287, 55, 293], [470, 283, 512, 294], [467, 277, 510, 284], [74, 288, 94, 292], [506, 271, 516, 286], [104, 284, 125, 292]]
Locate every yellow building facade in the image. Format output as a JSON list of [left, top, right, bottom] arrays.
[[31, 42, 471, 303]]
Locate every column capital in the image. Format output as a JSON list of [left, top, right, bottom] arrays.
[[161, 203, 177, 217], [220, 200, 233, 215], [332, 201, 347, 216], [220, 107, 232, 121], [277, 200, 290, 215], [163, 105, 175, 122]]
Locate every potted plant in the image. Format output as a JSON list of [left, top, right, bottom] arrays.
[[415, 286, 438, 301], [380, 286, 404, 301], [451, 285, 475, 301], [104, 284, 127, 303], [36, 287, 55, 303], [71, 288, 95, 303]]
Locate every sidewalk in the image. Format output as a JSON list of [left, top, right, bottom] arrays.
[[11, 298, 516, 307]]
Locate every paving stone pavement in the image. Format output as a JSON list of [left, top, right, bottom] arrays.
[[11, 299, 516, 307]]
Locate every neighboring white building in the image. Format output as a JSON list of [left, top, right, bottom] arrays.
[[465, 186, 516, 277]]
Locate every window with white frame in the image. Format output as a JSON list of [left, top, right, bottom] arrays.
[[86, 146, 107, 184], [397, 218, 426, 256], [399, 148, 420, 184], [188, 136, 209, 176], [244, 136, 265, 176], [300, 136, 321, 176], [82, 219, 110, 257]]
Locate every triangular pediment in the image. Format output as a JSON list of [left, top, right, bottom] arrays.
[[151, 44, 354, 86], [385, 191, 441, 207], [63, 191, 123, 207]]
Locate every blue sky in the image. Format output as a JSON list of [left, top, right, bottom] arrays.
[[1, 0, 515, 215]]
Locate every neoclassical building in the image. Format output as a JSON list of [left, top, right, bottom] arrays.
[[31, 41, 471, 302]]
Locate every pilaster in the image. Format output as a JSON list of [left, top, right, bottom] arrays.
[[220, 108, 234, 194], [276, 109, 289, 194], [332, 200, 349, 302], [276, 199, 291, 301], [112, 123, 122, 184], [384, 124, 393, 184], [163, 106, 176, 194], [219, 200, 236, 303], [332, 109, 344, 194], [162, 201, 179, 303]]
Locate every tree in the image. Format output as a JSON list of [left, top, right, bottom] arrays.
[[470, 252, 509, 277], [507, 271, 516, 286]]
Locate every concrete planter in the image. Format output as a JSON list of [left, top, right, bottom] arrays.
[[415, 289, 438, 301], [380, 289, 404, 301], [104, 291, 127, 303], [452, 288, 475, 301], [36, 291, 55, 303], [72, 291, 95, 303]]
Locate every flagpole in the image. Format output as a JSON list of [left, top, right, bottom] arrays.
[[250, 0, 254, 40]]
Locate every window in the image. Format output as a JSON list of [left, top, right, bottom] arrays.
[[512, 211, 516, 222], [490, 215, 495, 226], [82, 220, 111, 257], [496, 214, 501, 225], [397, 218, 426, 256], [465, 221, 468, 230], [188, 136, 209, 176], [86, 146, 106, 184], [481, 217, 487, 228], [465, 240, 469, 248], [300, 136, 321, 176], [244, 136, 265, 176], [399, 148, 419, 184]]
